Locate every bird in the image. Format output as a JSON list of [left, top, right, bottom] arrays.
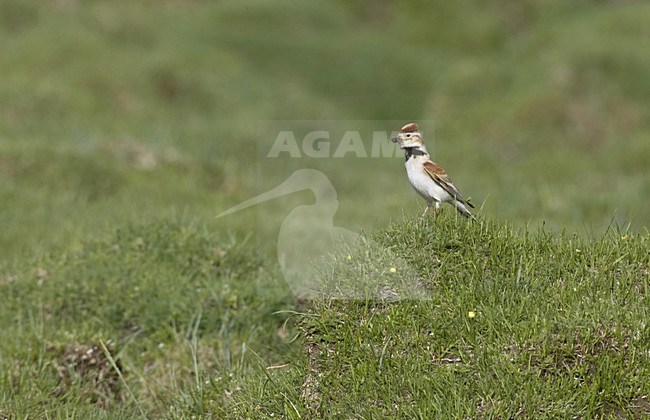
[[391, 122, 476, 220]]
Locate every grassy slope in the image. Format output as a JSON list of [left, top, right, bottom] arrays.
[[1, 0, 649, 418], [215, 217, 650, 418], [290, 216, 650, 418], [3, 216, 647, 418], [1, 220, 295, 418]]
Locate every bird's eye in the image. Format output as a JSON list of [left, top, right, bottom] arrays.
[[406, 133, 411, 138]]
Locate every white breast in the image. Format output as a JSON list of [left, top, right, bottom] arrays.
[[404, 157, 451, 204]]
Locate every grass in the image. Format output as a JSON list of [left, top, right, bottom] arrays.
[[293, 216, 650, 417], [1, 0, 649, 417], [1, 219, 295, 417], [218, 215, 649, 418], [2, 215, 647, 417]]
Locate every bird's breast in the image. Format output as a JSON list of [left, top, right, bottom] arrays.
[[404, 158, 450, 202]]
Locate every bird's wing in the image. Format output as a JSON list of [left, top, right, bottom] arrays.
[[423, 161, 474, 208]]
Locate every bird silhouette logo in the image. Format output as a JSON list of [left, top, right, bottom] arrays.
[[218, 169, 428, 300]]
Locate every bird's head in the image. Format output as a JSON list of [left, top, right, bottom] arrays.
[[391, 122, 424, 149]]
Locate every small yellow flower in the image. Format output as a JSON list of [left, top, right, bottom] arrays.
[[347, 255, 352, 260], [389, 267, 397, 273], [621, 235, 628, 241], [468, 311, 476, 319]]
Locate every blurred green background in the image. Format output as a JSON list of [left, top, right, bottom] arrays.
[[1, 0, 649, 260]]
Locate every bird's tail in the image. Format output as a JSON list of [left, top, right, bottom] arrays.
[[455, 201, 476, 221]]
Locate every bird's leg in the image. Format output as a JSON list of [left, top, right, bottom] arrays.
[[420, 205, 430, 219], [433, 203, 442, 219]]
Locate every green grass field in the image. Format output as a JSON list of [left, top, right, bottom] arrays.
[[1, 0, 649, 418]]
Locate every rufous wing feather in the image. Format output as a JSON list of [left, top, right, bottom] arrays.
[[423, 161, 474, 208]]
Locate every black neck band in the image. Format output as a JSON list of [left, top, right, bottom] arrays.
[[404, 147, 427, 161]]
